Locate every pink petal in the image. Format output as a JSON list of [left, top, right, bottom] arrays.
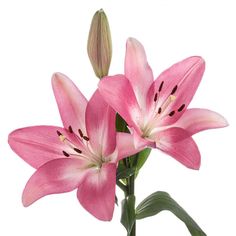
[[173, 108, 229, 135], [125, 38, 154, 108], [98, 75, 141, 131], [77, 163, 116, 221], [22, 158, 88, 207], [85, 90, 116, 156], [148, 56, 205, 125], [8, 126, 69, 168], [116, 132, 149, 161], [52, 73, 88, 134], [156, 128, 201, 169]]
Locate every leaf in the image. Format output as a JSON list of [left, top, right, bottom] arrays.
[[121, 195, 136, 234], [116, 113, 129, 133], [136, 191, 206, 236], [116, 167, 136, 180], [135, 148, 151, 176]]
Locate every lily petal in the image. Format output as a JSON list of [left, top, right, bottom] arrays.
[[52, 73, 88, 133], [86, 90, 116, 156], [8, 126, 69, 168], [173, 108, 229, 135], [125, 38, 154, 108], [156, 128, 201, 169], [77, 163, 116, 221], [116, 132, 149, 161], [148, 56, 205, 125], [98, 75, 141, 131], [22, 158, 88, 207]]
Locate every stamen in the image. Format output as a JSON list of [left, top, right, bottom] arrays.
[[159, 95, 176, 114], [158, 107, 162, 114], [169, 111, 175, 117], [158, 81, 164, 92], [83, 136, 90, 141], [154, 93, 158, 102], [68, 125, 73, 133], [56, 130, 62, 136], [62, 151, 70, 157], [178, 104, 185, 112], [74, 148, 82, 154], [78, 129, 83, 138], [170, 85, 178, 95]]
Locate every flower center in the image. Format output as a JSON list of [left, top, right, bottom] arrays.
[[56, 126, 104, 168], [141, 81, 185, 138]]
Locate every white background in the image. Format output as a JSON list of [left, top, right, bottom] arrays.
[[0, 0, 235, 235]]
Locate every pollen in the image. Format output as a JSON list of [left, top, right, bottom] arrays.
[[59, 134, 66, 142], [170, 95, 176, 101]]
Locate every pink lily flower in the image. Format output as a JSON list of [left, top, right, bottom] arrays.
[[8, 73, 143, 221], [98, 38, 228, 170]]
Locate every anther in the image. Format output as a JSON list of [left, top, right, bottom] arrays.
[[68, 125, 73, 133], [154, 93, 158, 102], [83, 136, 90, 141], [62, 151, 70, 157], [178, 104, 185, 112], [158, 107, 162, 114], [74, 148, 82, 154], [169, 111, 175, 117], [170, 85, 178, 95], [158, 81, 164, 92], [56, 130, 62, 136], [78, 129, 83, 138]]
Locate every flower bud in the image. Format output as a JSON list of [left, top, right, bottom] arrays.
[[87, 9, 112, 79]]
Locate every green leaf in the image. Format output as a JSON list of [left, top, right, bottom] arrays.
[[135, 148, 151, 176], [121, 195, 136, 234], [136, 191, 206, 236], [117, 167, 136, 180], [116, 113, 129, 133]]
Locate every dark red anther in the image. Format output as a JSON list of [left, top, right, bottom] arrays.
[[178, 104, 185, 112], [74, 148, 82, 154], [68, 126, 73, 133], [169, 111, 175, 117], [78, 129, 83, 138], [154, 93, 158, 102], [170, 85, 178, 95], [83, 136, 90, 141], [62, 151, 70, 157], [158, 81, 164, 92], [158, 107, 162, 114], [57, 130, 62, 136]]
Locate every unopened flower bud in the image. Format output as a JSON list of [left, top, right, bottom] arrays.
[[87, 9, 112, 79]]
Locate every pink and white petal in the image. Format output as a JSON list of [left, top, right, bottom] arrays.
[[156, 128, 201, 169], [22, 158, 89, 207], [125, 38, 154, 108], [52, 73, 88, 133], [98, 75, 141, 130], [85, 90, 116, 157], [77, 163, 116, 221], [148, 56, 205, 125], [8, 126, 69, 168], [173, 108, 228, 135], [116, 132, 150, 161]]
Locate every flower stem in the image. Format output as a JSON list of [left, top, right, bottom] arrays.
[[126, 155, 137, 236], [128, 173, 136, 236]]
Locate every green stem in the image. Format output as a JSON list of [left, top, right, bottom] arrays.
[[127, 155, 137, 236], [128, 174, 136, 236]]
